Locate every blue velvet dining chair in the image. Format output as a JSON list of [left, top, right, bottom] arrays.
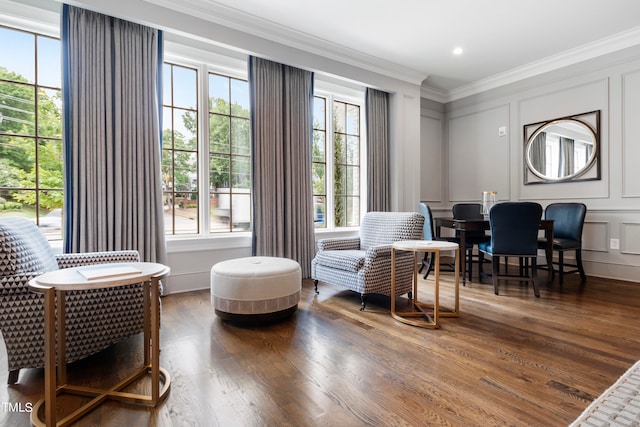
[[417, 202, 437, 279], [478, 202, 543, 297], [537, 202, 587, 285]]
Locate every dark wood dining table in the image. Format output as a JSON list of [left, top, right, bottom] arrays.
[[433, 217, 554, 285]]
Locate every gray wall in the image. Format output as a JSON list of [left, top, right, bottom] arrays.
[[421, 45, 640, 283]]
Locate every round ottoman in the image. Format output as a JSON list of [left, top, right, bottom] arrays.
[[211, 256, 301, 324]]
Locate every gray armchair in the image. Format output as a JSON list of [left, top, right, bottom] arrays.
[[0, 217, 148, 384], [311, 212, 424, 310]]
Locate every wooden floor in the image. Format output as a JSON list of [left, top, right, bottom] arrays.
[[2, 269, 640, 426]]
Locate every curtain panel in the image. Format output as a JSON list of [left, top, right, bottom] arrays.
[[248, 56, 315, 277], [62, 5, 167, 265], [365, 88, 390, 212]]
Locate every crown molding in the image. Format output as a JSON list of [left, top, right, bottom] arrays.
[[143, 0, 426, 86], [442, 26, 640, 103], [1, 0, 59, 36]]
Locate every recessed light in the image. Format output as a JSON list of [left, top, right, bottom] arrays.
[[453, 47, 463, 55]]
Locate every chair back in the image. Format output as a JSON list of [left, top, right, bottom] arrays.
[[452, 203, 485, 239], [417, 203, 435, 241], [359, 212, 424, 250], [0, 217, 59, 276], [544, 203, 586, 242], [489, 202, 542, 256]]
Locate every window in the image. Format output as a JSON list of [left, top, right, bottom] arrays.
[[162, 63, 199, 235], [208, 73, 251, 232], [0, 25, 63, 240], [162, 59, 251, 236], [313, 95, 362, 228]]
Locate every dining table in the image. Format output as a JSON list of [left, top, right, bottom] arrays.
[[433, 217, 554, 285]]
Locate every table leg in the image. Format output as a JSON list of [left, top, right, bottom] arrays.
[[545, 226, 554, 283], [433, 250, 440, 327], [43, 288, 56, 427], [460, 229, 468, 285], [150, 278, 160, 404]]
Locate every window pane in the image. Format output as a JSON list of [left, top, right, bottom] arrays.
[[38, 139, 63, 189], [346, 196, 360, 227], [231, 117, 250, 155], [314, 195, 325, 228], [209, 74, 230, 115], [0, 81, 36, 136], [231, 192, 250, 230], [209, 154, 230, 189], [0, 27, 35, 83], [313, 97, 325, 130], [173, 151, 197, 192], [334, 133, 346, 165], [312, 163, 325, 195], [312, 130, 325, 162], [210, 114, 230, 153], [333, 102, 345, 133], [162, 107, 173, 149], [346, 104, 359, 135], [230, 79, 249, 118], [174, 191, 198, 234], [38, 88, 62, 138], [210, 192, 227, 232], [0, 135, 34, 183], [162, 63, 172, 103], [37, 36, 61, 88], [232, 156, 251, 188], [347, 166, 359, 195], [334, 195, 346, 227], [211, 188, 231, 232], [38, 197, 63, 239], [172, 66, 197, 109], [173, 109, 197, 151], [347, 135, 359, 165]]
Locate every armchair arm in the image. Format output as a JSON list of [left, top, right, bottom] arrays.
[[317, 237, 360, 252], [362, 244, 392, 269], [0, 273, 40, 296], [56, 250, 140, 269]]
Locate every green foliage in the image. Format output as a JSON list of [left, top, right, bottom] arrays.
[[0, 201, 22, 211]]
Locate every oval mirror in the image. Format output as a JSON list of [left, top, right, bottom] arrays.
[[525, 117, 598, 182]]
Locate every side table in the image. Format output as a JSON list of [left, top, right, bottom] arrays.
[[28, 262, 170, 427], [391, 240, 459, 328]]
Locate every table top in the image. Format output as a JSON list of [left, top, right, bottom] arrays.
[[434, 217, 553, 230], [392, 240, 459, 252], [28, 262, 170, 292]]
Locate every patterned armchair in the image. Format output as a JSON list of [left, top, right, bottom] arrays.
[[311, 211, 424, 310], [0, 217, 146, 384]]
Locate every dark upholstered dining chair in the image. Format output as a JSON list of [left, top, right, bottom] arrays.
[[537, 203, 587, 285], [417, 203, 437, 279], [451, 203, 489, 281], [478, 202, 543, 297]]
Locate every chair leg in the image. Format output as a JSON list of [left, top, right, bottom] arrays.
[[467, 248, 473, 282], [360, 294, 366, 311], [7, 369, 19, 385], [422, 253, 435, 280], [478, 252, 484, 283], [314, 279, 319, 294], [558, 251, 564, 285], [531, 258, 540, 298], [576, 249, 587, 281], [492, 256, 500, 295]]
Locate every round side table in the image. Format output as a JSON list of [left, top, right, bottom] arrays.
[[391, 240, 459, 328]]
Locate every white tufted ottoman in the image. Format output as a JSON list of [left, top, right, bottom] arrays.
[[211, 256, 301, 324]]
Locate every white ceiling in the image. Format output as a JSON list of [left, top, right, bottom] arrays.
[[150, 0, 640, 101]]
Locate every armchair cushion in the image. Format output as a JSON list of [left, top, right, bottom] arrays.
[[0, 217, 58, 276], [313, 249, 365, 273]]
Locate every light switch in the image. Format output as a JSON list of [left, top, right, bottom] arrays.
[[498, 126, 507, 136]]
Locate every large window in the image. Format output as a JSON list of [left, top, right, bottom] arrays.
[[162, 63, 199, 235], [313, 95, 362, 228], [208, 73, 251, 232], [0, 25, 63, 240]]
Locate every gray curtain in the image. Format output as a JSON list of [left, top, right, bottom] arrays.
[[530, 131, 547, 174], [559, 136, 575, 176], [62, 5, 167, 265], [365, 88, 390, 212], [249, 56, 315, 277]]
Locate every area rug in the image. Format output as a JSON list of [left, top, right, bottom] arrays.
[[570, 360, 640, 426]]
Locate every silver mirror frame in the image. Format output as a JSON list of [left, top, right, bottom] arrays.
[[523, 110, 601, 184]]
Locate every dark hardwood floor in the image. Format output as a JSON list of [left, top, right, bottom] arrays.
[[1, 269, 640, 426]]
